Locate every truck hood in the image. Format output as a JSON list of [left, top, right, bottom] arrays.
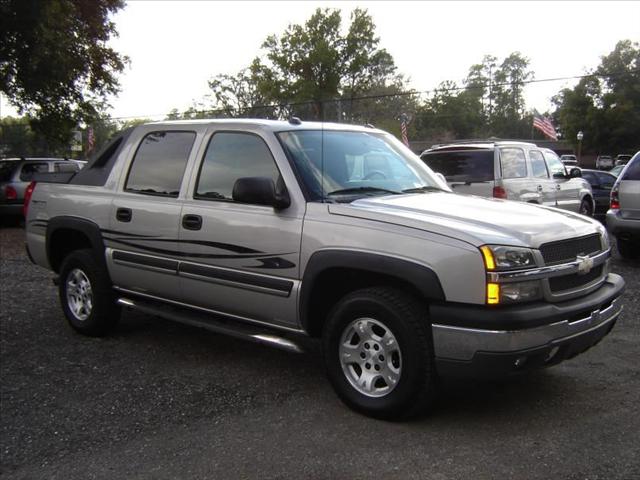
[[328, 192, 604, 248]]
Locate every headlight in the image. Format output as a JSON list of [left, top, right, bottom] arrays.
[[480, 245, 540, 305], [480, 245, 536, 271]]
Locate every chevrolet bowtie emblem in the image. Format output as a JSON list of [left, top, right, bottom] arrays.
[[576, 255, 594, 275]]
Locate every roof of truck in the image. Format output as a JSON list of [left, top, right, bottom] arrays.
[[145, 118, 384, 133]]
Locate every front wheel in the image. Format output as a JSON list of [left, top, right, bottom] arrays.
[[59, 249, 120, 336], [322, 287, 437, 420]]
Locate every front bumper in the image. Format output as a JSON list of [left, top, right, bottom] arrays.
[[431, 273, 625, 378]]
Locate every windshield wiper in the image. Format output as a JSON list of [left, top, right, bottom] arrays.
[[401, 185, 444, 193], [326, 186, 402, 196]]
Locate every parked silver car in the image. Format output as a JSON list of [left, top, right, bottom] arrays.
[[420, 141, 594, 216], [607, 151, 640, 259], [0, 158, 85, 218]]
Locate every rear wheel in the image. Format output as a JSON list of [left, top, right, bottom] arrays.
[[579, 198, 594, 217], [616, 237, 639, 260], [322, 287, 437, 420], [59, 249, 120, 336]]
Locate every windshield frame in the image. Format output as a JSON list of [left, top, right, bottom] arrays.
[[276, 129, 448, 202]]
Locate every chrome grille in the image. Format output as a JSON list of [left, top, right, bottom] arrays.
[[540, 234, 601, 265], [549, 265, 604, 293]]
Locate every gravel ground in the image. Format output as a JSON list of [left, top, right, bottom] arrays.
[[1, 226, 639, 479]]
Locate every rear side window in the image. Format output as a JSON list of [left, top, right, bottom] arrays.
[[499, 148, 527, 178], [0, 161, 19, 181], [195, 132, 279, 201], [622, 156, 640, 180], [125, 131, 195, 196], [581, 171, 597, 185], [421, 150, 494, 182], [595, 173, 615, 188], [529, 151, 549, 178], [54, 162, 80, 173], [20, 162, 49, 181]]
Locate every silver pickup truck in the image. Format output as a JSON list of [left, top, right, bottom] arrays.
[[25, 119, 625, 420]]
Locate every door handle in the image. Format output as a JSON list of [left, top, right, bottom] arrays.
[[182, 214, 202, 231], [556, 185, 561, 190], [116, 208, 132, 222], [537, 185, 543, 192]]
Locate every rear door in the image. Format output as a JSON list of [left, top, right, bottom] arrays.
[[618, 157, 640, 220], [420, 149, 495, 197], [528, 150, 556, 206], [106, 128, 198, 300], [178, 127, 304, 329]]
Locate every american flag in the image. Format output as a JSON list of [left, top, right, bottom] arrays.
[[400, 114, 409, 147], [532, 111, 557, 140], [86, 126, 95, 153]]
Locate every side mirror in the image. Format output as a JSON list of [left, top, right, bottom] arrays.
[[569, 168, 582, 178], [232, 176, 290, 209], [552, 172, 566, 179]]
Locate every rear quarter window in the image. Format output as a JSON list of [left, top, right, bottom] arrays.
[[499, 148, 527, 179], [421, 150, 494, 182]]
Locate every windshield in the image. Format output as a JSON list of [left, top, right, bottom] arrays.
[[421, 149, 494, 183], [277, 130, 445, 201]]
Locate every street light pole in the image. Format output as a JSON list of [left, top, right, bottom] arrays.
[[577, 131, 584, 166]]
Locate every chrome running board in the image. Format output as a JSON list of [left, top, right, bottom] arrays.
[[116, 297, 304, 354]]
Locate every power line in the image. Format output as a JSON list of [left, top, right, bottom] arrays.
[[107, 69, 639, 121]]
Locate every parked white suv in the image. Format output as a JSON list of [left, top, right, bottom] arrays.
[[420, 141, 595, 216]]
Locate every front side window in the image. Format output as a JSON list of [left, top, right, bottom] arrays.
[[278, 130, 441, 201], [499, 148, 527, 178], [542, 150, 566, 177], [196, 132, 279, 201], [529, 151, 549, 179], [20, 162, 49, 181], [125, 131, 195, 196]]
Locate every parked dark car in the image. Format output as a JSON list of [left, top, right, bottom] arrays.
[[580, 169, 617, 221], [0, 158, 85, 219]]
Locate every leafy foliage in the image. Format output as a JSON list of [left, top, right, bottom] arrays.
[[553, 40, 640, 153], [207, 8, 406, 122], [0, 0, 127, 147]]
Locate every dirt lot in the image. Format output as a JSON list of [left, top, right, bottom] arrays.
[[1, 226, 639, 479]]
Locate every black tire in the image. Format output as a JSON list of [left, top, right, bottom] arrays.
[[579, 198, 594, 217], [322, 287, 437, 420], [617, 237, 639, 260], [58, 249, 120, 336]]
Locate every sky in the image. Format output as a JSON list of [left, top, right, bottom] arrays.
[[1, 1, 639, 121]]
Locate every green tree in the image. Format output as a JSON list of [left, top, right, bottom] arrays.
[[0, 0, 128, 148], [207, 8, 404, 121], [553, 40, 640, 153], [490, 52, 533, 137]]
